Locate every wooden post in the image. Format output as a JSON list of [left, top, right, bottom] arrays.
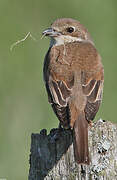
[[28, 119, 117, 180]]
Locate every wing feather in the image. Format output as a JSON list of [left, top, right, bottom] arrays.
[[81, 71, 104, 122], [49, 79, 71, 107], [49, 79, 72, 128]]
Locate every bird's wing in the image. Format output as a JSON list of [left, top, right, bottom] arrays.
[[47, 75, 74, 128], [43, 48, 74, 128], [48, 77, 72, 107], [81, 70, 104, 122]]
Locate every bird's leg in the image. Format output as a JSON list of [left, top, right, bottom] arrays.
[[58, 123, 63, 130], [50, 123, 64, 142], [50, 122, 72, 142]]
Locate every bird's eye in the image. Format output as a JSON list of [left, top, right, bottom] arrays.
[[66, 27, 75, 33]]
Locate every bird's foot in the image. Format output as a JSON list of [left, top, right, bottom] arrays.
[[50, 127, 63, 142], [49, 124, 71, 142], [59, 122, 71, 130]]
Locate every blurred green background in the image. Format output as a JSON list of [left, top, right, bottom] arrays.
[[0, 0, 117, 179]]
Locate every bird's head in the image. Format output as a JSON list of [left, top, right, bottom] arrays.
[[42, 18, 93, 46]]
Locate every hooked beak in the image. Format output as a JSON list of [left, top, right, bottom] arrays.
[[42, 28, 61, 38]]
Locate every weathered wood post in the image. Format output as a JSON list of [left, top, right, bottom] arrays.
[[28, 119, 117, 180]]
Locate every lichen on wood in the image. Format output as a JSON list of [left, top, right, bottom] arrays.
[[28, 119, 117, 180]]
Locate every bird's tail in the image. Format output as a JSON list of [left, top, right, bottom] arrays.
[[73, 112, 89, 164]]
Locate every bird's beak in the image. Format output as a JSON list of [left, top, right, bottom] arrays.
[[42, 28, 61, 38]]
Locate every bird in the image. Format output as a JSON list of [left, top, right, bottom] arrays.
[[42, 18, 104, 164]]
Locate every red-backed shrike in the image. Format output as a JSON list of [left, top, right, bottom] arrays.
[[42, 18, 104, 164]]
